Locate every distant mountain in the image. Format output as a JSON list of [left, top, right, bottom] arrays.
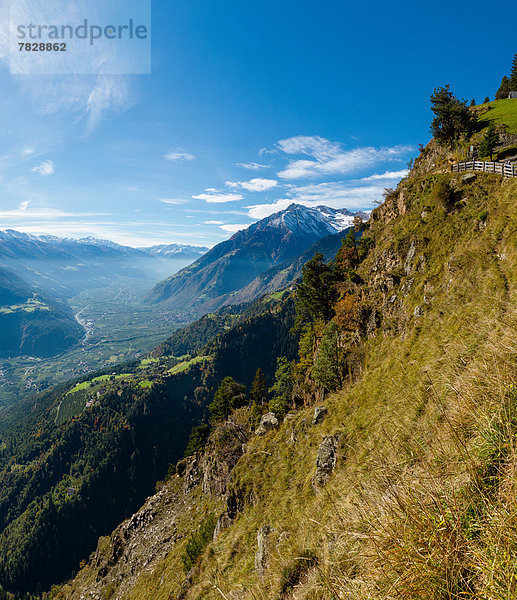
[[0, 230, 146, 260], [146, 204, 363, 312], [0, 230, 201, 300], [140, 243, 209, 259], [0, 266, 83, 359], [218, 230, 353, 308]]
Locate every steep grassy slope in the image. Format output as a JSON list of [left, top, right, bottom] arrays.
[[55, 171, 517, 599], [480, 98, 517, 134]]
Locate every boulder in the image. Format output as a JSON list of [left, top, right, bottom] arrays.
[[314, 435, 337, 486], [255, 412, 279, 436], [255, 525, 272, 575], [461, 173, 476, 183], [312, 406, 328, 425]]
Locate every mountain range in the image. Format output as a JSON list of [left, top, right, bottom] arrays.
[[146, 204, 365, 313], [0, 232, 208, 359]]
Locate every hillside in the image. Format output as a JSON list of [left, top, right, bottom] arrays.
[[145, 204, 360, 313], [52, 165, 516, 599], [0, 293, 297, 596], [0, 266, 84, 359]]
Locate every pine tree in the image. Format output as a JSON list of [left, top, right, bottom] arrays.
[[209, 377, 247, 423], [429, 85, 474, 146], [470, 98, 476, 107], [478, 124, 499, 160], [296, 253, 338, 324], [510, 53, 517, 90], [312, 322, 341, 392], [484, 96, 490, 104], [496, 76, 511, 100], [249, 368, 268, 405], [268, 357, 294, 419]]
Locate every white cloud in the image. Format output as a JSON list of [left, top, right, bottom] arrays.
[[246, 180, 390, 220], [276, 135, 413, 179], [193, 192, 243, 203], [226, 178, 278, 192], [31, 160, 55, 176], [203, 220, 225, 225], [236, 162, 271, 170], [160, 198, 186, 205], [0, 205, 110, 219], [164, 151, 196, 162], [86, 77, 132, 132], [220, 223, 251, 233], [359, 169, 408, 182]]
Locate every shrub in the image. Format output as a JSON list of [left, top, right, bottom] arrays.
[[181, 514, 217, 573]]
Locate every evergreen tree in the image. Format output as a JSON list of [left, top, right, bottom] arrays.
[[470, 98, 476, 107], [312, 322, 341, 392], [483, 96, 490, 104], [429, 85, 474, 146], [496, 76, 511, 100], [269, 357, 294, 419], [296, 253, 338, 324], [249, 368, 268, 405], [478, 124, 499, 160], [511, 53, 517, 90], [208, 377, 247, 423]]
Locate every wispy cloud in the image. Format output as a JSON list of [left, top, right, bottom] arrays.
[[31, 160, 55, 176], [0, 202, 110, 220], [220, 223, 251, 233], [160, 198, 186, 205], [358, 169, 408, 182], [276, 135, 413, 179], [226, 178, 278, 192], [193, 192, 243, 203], [164, 151, 196, 162], [203, 220, 225, 225], [236, 162, 271, 170], [246, 179, 392, 219]]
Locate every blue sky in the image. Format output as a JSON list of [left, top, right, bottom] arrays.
[[0, 0, 515, 247]]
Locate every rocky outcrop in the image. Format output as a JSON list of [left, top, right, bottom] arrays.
[[255, 525, 272, 576], [312, 406, 328, 425], [314, 435, 338, 486], [201, 421, 248, 496], [255, 412, 279, 436]]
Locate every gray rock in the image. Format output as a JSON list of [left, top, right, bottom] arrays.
[[312, 406, 328, 425], [414, 305, 423, 318], [255, 525, 272, 575], [314, 435, 337, 486], [213, 512, 231, 541], [255, 412, 279, 436], [461, 173, 476, 183]]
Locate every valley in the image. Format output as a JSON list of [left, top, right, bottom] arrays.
[[0, 277, 192, 409]]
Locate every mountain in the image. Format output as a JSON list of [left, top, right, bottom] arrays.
[[140, 243, 209, 259], [0, 266, 84, 359], [218, 230, 354, 308], [0, 229, 200, 300], [0, 230, 146, 260], [146, 204, 361, 312]]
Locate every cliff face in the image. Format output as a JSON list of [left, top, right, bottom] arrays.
[[56, 169, 517, 600]]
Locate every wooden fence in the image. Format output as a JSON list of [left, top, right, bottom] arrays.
[[451, 160, 517, 177]]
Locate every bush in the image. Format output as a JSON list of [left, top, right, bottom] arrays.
[[181, 514, 217, 573], [184, 423, 211, 457]]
